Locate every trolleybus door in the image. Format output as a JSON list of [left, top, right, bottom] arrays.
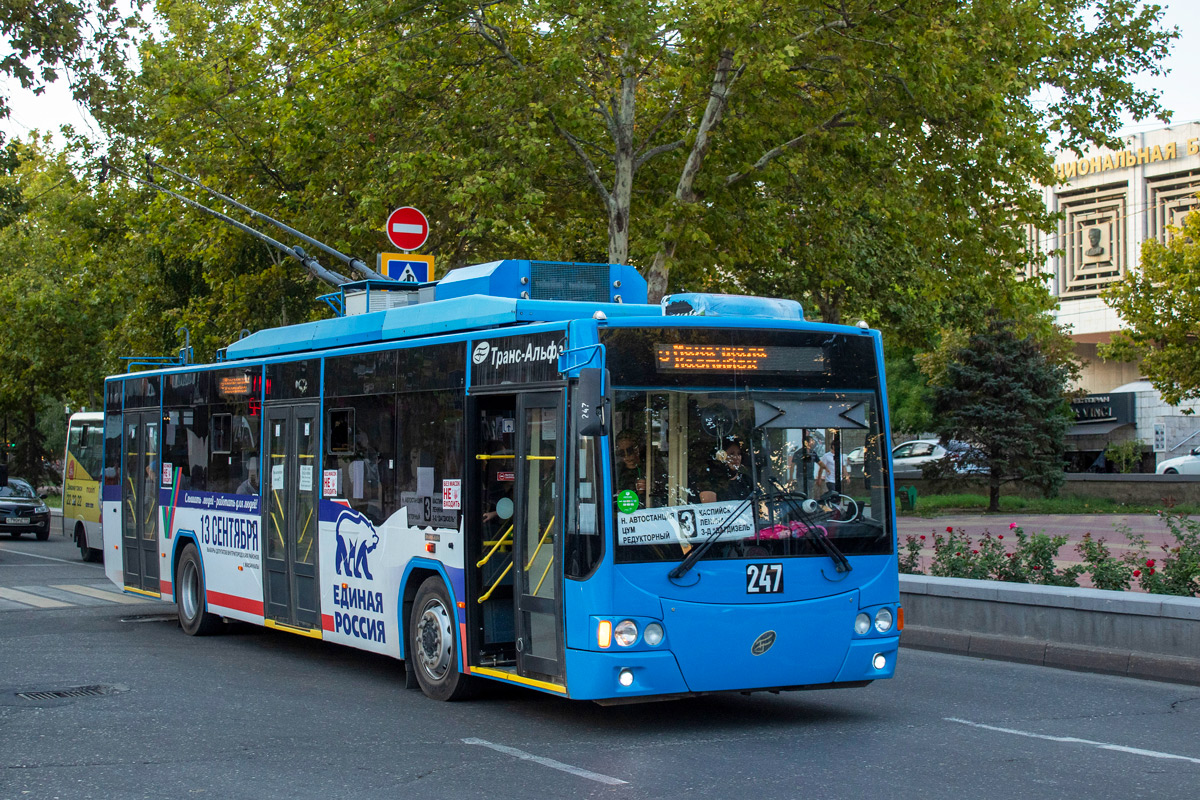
[[262, 404, 320, 631], [513, 392, 564, 681], [121, 411, 160, 593]]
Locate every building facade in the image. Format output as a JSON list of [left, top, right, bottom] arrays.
[[1039, 122, 1200, 470]]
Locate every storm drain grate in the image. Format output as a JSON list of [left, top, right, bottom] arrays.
[[16, 685, 123, 701]]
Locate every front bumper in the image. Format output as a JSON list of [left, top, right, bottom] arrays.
[[0, 512, 51, 534]]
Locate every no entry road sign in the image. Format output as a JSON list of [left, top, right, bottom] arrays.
[[386, 206, 429, 251]]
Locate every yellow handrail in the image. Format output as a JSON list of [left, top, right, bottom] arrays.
[[477, 524, 514, 568], [478, 561, 513, 603], [526, 456, 556, 461], [534, 553, 554, 595], [475, 454, 516, 461], [299, 508, 314, 562], [524, 516, 555, 570]]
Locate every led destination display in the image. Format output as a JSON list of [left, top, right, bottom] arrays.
[[654, 344, 827, 374]]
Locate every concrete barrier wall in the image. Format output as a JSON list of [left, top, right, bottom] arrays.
[[896, 473, 1200, 505], [900, 574, 1200, 685]]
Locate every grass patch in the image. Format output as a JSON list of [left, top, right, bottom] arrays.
[[903, 492, 1200, 516]]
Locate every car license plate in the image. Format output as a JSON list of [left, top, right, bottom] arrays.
[[5, 517, 29, 525], [746, 563, 783, 593]]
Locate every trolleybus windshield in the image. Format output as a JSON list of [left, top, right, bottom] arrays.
[[602, 327, 891, 564]]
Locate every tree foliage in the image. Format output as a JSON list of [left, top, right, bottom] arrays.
[[0, 137, 127, 480], [0, 0, 136, 130], [926, 314, 1075, 512], [1102, 210, 1200, 406]]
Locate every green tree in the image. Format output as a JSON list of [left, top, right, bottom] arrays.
[[0, 137, 127, 480], [1102, 210, 1200, 405], [454, 0, 1175, 301], [0, 0, 135, 130], [87, 0, 1175, 317], [927, 314, 1075, 512]]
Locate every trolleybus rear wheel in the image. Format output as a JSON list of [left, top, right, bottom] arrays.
[[410, 577, 474, 701], [176, 543, 223, 636], [75, 523, 100, 562]]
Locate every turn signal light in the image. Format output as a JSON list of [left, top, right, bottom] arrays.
[[897, 607, 905, 631], [598, 620, 612, 649]]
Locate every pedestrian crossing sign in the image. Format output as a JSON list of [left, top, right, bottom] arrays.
[[379, 253, 434, 283]]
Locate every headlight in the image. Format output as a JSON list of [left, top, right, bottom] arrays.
[[643, 623, 664, 646], [874, 608, 893, 633], [614, 619, 638, 647], [855, 613, 871, 635]]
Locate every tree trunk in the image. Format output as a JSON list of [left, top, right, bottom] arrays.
[[607, 69, 637, 267], [644, 49, 739, 302], [988, 471, 1001, 513]]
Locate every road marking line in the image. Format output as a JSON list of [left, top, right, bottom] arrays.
[[945, 718, 1200, 765], [462, 738, 629, 785], [52, 584, 151, 604], [0, 546, 104, 567], [0, 586, 72, 608]]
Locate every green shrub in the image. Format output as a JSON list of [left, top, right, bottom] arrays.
[[900, 516, 1198, 597]]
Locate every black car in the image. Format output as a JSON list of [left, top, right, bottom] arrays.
[[0, 478, 53, 540]]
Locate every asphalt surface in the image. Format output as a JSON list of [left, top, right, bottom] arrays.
[[1, 532, 1198, 799]]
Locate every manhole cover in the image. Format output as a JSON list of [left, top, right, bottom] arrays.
[[15, 684, 127, 701]]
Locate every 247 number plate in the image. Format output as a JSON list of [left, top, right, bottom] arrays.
[[746, 563, 783, 593]]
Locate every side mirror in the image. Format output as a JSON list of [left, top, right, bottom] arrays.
[[574, 368, 606, 437]]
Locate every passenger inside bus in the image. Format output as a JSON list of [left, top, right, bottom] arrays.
[[236, 457, 259, 495], [480, 436, 514, 532], [698, 436, 754, 503], [613, 429, 667, 507]]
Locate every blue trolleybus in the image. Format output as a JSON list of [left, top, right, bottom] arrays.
[[101, 260, 901, 702]]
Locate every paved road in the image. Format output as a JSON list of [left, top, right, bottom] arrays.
[[2, 533, 1199, 799]]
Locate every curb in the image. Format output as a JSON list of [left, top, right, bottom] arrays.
[[900, 574, 1200, 686], [902, 625, 1200, 686]]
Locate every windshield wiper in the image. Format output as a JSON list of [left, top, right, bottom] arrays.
[[667, 493, 758, 581], [767, 477, 852, 574]]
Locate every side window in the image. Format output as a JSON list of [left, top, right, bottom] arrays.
[[893, 443, 913, 458], [325, 398, 393, 525], [206, 407, 260, 494], [565, 435, 604, 579], [328, 408, 355, 454], [104, 417, 122, 487], [397, 391, 463, 530], [212, 414, 233, 454]]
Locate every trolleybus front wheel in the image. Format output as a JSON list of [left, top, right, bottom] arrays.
[[176, 543, 224, 636], [409, 577, 475, 701]]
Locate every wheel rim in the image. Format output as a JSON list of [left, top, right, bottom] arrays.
[[180, 559, 200, 621], [415, 598, 453, 681]]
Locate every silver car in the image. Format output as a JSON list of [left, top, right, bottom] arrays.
[[1157, 447, 1200, 475], [891, 439, 985, 475]]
